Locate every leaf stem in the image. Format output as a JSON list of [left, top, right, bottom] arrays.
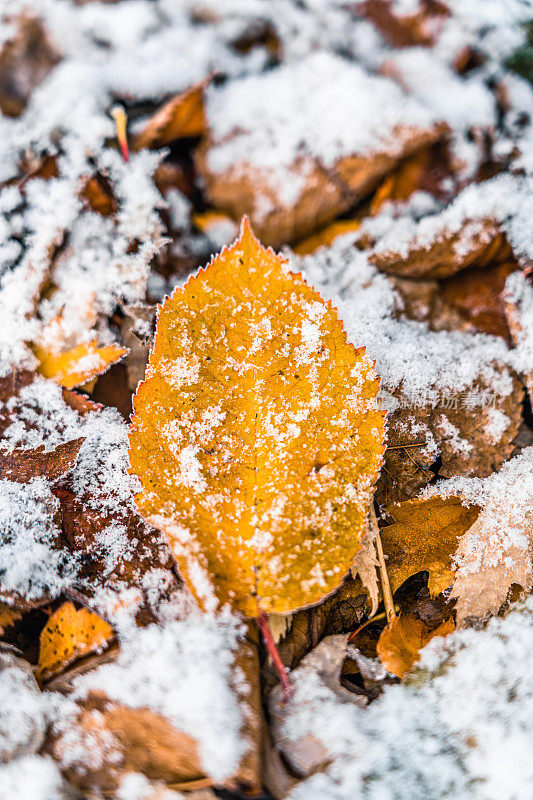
[[257, 611, 292, 703], [369, 505, 397, 624]]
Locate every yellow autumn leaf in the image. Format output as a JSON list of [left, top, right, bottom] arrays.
[[34, 339, 128, 390], [129, 218, 385, 617], [37, 601, 114, 681]]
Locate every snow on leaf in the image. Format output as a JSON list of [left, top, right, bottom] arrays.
[[196, 52, 445, 246], [129, 219, 385, 616], [37, 601, 114, 682], [0, 438, 84, 484]]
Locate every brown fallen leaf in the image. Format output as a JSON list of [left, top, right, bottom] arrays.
[[355, 0, 449, 49], [370, 218, 511, 279], [56, 488, 179, 626], [79, 173, 118, 217], [37, 601, 114, 681], [34, 340, 128, 389], [195, 56, 446, 247], [132, 81, 208, 151], [438, 260, 516, 341], [0, 438, 84, 484], [380, 496, 481, 595], [377, 612, 455, 678], [0, 14, 60, 117], [53, 694, 208, 795], [262, 574, 368, 690], [129, 219, 385, 616], [377, 373, 524, 505]]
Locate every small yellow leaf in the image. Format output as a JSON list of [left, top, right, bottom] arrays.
[[377, 614, 455, 678], [293, 219, 361, 256], [129, 218, 385, 616], [37, 601, 114, 680], [34, 340, 128, 389]]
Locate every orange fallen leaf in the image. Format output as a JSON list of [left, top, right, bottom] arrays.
[[80, 173, 118, 217], [37, 601, 114, 681], [0, 603, 22, 635], [129, 218, 385, 616], [370, 149, 431, 215], [377, 613, 455, 677], [293, 219, 361, 256], [34, 340, 128, 389], [380, 496, 481, 594], [133, 81, 207, 151]]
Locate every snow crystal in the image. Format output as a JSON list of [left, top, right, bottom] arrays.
[[0, 756, 70, 800], [0, 478, 76, 601], [365, 173, 532, 261], [427, 447, 533, 573], [284, 599, 533, 800], [295, 236, 515, 406], [72, 610, 246, 783], [205, 51, 438, 202]]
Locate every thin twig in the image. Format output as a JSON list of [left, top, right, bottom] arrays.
[[387, 441, 427, 450], [369, 505, 396, 624], [257, 611, 292, 703]]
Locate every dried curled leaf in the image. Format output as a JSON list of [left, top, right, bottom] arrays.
[[381, 496, 481, 595], [34, 340, 128, 389], [37, 601, 114, 681], [133, 81, 207, 151], [0, 438, 84, 484], [377, 614, 455, 678], [129, 219, 385, 616]]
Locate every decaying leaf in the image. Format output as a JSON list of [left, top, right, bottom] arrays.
[[380, 496, 481, 595], [377, 372, 524, 505], [0, 14, 60, 117], [133, 81, 208, 151], [0, 438, 84, 484], [79, 173, 118, 217], [129, 219, 385, 616], [370, 218, 511, 279], [377, 613, 455, 678], [451, 514, 533, 626], [53, 694, 208, 795], [196, 53, 446, 247], [262, 574, 368, 690], [34, 340, 128, 389], [37, 601, 114, 681]]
